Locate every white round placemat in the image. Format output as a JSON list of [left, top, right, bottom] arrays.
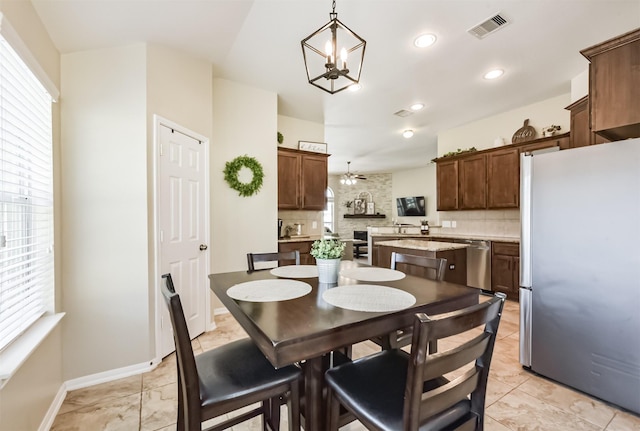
[[339, 267, 405, 282], [227, 279, 312, 302], [322, 285, 416, 312], [270, 265, 319, 278]]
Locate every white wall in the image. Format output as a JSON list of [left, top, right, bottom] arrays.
[[211, 79, 278, 276], [61, 45, 150, 379], [438, 93, 571, 156], [0, 2, 63, 430], [571, 69, 589, 102]]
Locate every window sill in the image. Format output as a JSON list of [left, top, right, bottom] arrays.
[[0, 313, 65, 389]]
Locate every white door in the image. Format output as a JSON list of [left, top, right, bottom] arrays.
[[158, 122, 209, 359]]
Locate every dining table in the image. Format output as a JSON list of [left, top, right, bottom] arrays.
[[208, 260, 480, 430]]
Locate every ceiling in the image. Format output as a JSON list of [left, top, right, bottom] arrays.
[[31, 0, 640, 175]]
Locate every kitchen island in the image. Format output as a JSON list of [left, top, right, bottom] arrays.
[[376, 239, 469, 286]]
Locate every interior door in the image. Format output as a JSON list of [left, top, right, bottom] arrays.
[[158, 123, 208, 358]]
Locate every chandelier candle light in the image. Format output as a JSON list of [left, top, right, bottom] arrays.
[[301, 0, 366, 94]]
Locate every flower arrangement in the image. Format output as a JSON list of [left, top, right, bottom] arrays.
[[543, 125, 562, 136], [310, 239, 345, 260]]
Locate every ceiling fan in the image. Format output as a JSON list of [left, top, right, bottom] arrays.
[[340, 161, 367, 185]]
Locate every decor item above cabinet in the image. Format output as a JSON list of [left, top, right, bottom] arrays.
[[581, 28, 640, 141], [278, 148, 329, 210]]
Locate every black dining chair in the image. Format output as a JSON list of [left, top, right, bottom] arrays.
[[325, 292, 506, 431], [161, 273, 302, 431], [371, 252, 448, 350], [247, 250, 300, 272]]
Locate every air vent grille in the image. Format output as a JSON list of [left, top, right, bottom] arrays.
[[468, 13, 509, 39], [393, 109, 413, 117]]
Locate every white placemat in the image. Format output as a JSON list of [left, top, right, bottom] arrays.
[[339, 267, 406, 282], [322, 285, 416, 312], [227, 279, 312, 302], [270, 265, 319, 278]]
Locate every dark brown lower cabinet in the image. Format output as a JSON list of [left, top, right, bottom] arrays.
[[376, 245, 467, 286], [491, 242, 520, 301]]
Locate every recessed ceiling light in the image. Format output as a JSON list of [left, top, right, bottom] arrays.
[[402, 129, 414, 138], [414, 34, 437, 48], [410, 103, 425, 111], [483, 69, 504, 80], [348, 83, 362, 92]]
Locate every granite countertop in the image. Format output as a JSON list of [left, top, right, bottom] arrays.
[[370, 232, 519, 243], [278, 235, 359, 244], [376, 239, 469, 252]]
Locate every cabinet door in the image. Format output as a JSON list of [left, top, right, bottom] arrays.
[[301, 154, 327, 210], [567, 97, 591, 148], [459, 154, 486, 209], [278, 151, 300, 209], [487, 148, 519, 208], [492, 254, 515, 295], [436, 160, 458, 210], [588, 37, 640, 140]]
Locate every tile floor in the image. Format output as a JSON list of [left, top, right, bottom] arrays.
[[51, 298, 640, 431]]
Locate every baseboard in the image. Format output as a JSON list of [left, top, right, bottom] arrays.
[[38, 383, 67, 431], [213, 307, 228, 316], [64, 360, 155, 391]]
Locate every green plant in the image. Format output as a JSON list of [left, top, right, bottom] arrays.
[[343, 200, 353, 208], [310, 239, 345, 260], [277, 131, 284, 144], [430, 147, 477, 163], [223, 155, 264, 197]]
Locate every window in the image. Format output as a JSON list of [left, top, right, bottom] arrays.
[[323, 187, 334, 233], [0, 32, 54, 352]]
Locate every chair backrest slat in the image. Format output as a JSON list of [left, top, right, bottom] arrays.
[[390, 252, 447, 281], [247, 250, 300, 272], [403, 293, 506, 430]]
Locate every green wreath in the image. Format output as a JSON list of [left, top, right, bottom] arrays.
[[223, 155, 264, 197]]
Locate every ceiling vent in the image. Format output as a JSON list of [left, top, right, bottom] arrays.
[[468, 13, 509, 39], [393, 109, 413, 117]]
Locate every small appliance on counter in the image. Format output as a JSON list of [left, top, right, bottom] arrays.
[[278, 218, 283, 239]]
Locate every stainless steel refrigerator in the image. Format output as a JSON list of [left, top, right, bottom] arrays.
[[519, 138, 640, 414]]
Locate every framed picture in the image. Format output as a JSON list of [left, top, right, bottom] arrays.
[[298, 141, 328, 154], [366, 202, 375, 215], [353, 199, 365, 215]]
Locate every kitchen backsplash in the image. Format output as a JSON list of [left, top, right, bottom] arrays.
[[278, 210, 324, 237], [432, 209, 520, 238]]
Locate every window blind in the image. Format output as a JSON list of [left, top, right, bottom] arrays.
[[0, 33, 54, 352]]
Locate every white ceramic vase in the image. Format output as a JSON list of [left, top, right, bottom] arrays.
[[316, 258, 341, 283]]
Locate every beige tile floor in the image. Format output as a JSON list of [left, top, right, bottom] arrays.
[[51, 298, 640, 431]]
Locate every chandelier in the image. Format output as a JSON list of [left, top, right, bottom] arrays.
[[340, 161, 366, 185], [301, 0, 366, 94]]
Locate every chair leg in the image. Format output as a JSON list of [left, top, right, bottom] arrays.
[[326, 387, 341, 431], [288, 380, 301, 431], [263, 398, 280, 431]]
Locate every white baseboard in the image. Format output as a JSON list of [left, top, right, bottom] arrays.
[[213, 307, 228, 316], [38, 383, 67, 431], [64, 360, 155, 391]]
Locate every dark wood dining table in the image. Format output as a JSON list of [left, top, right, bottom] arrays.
[[208, 260, 479, 430]]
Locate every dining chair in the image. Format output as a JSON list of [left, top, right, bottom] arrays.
[[325, 292, 506, 431], [161, 273, 302, 431], [371, 252, 448, 350], [247, 250, 300, 272]]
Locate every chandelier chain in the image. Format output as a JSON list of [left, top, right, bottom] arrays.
[[332, 0, 336, 13]]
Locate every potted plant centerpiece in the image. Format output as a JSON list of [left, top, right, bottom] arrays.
[[310, 238, 346, 283]]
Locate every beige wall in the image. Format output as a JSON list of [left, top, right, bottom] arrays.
[[211, 79, 278, 276], [61, 44, 150, 379], [0, 2, 63, 430], [438, 93, 571, 156], [277, 114, 325, 150], [392, 165, 437, 224]]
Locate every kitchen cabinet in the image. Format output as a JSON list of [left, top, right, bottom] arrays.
[[491, 242, 519, 301], [278, 148, 328, 210], [458, 154, 487, 209], [487, 148, 519, 208], [581, 28, 640, 141], [279, 240, 315, 265], [436, 160, 458, 210], [518, 134, 569, 153], [565, 96, 610, 148]]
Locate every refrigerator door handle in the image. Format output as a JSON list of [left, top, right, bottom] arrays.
[[519, 287, 532, 367]]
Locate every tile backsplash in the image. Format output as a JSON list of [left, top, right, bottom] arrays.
[[278, 210, 324, 237], [432, 209, 520, 238]]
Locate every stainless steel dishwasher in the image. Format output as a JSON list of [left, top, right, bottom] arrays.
[[462, 239, 492, 291]]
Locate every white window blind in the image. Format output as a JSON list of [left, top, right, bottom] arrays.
[[0, 32, 54, 352]]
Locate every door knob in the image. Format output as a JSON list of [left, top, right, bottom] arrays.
[[199, 244, 208, 251]]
